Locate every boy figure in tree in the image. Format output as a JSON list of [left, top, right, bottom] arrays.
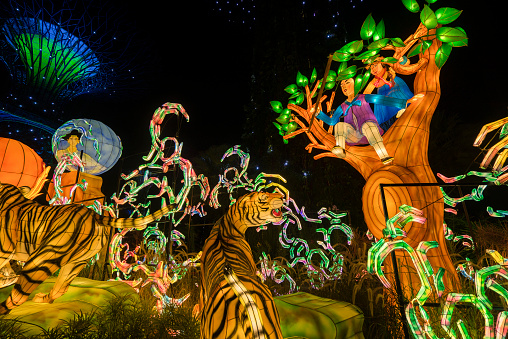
[[316, 78, 398, 164]]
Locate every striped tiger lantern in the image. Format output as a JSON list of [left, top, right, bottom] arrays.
[[199, 191, 284, 339], [0, 183, 177, 314]]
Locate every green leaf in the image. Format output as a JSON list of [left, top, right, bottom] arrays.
[[425, 0, 438, 3], [355, 49, 380, 60], [408, 41, 423, 57], [347, 40, 364, 54], [447, 28, 468, 46], [368, 38, 390, 50], [401, 0, 420, 13], [435, 43, 452, 68], [360, 14, 376, 40], [276, 113, 291, 124], [273, 122, 283, 134], [326, 70, 337, 83], [338, 65, 357, 77], [361, 70, 371, 91], [270, 101, 284, 113], [381, 57, 399, 64], [325, 81, 335, 90], [288, 91, 301, 99], [284, 84, 298, 94], [353, 75, 363, 96], [373, 19, 385, 41], [310, 68, 318, 84], [337, 62, 348, 74], [296, 71, 309, 87], [281, 123, 289, 132], [420, 5, 438, 29], [390, 37, 406, 47], [436, 27, 468, 43], [295, 93, 305, 105], [287, 122, 298, 133], [421, 40, 433, 54], [333, 50, 352, 62], [435, 7, 462, 25]]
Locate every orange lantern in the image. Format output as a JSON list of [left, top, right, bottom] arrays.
[[0, 137, 49, 198]]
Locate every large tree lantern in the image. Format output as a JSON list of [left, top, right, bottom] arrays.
[[273, 5, 468, 300]]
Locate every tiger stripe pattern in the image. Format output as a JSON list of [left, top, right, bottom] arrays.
[[0, 183, 176, 314], [199, 192, 284, 339]]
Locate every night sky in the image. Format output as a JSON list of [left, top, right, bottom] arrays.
[[1, 0, 507, 216]]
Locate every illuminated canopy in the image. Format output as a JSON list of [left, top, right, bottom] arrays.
[[1, 17, 100, 102]]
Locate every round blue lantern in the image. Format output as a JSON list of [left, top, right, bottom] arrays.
[[52, 119, 122, 175]]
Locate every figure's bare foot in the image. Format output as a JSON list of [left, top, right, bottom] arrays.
[[331, 146, 346, 158]]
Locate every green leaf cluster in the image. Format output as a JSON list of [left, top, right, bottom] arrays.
[[400, 0, 467, 69]]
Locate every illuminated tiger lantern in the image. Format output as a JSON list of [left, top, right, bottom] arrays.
[[0, 137, 50, 199]]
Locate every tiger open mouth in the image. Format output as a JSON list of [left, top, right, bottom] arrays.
[[272, 208, 282, 218]]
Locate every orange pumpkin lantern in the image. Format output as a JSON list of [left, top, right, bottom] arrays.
[[0, 137, 49, 198]]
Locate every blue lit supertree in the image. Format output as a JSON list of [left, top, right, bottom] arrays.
[[0, 0, 137, 159]]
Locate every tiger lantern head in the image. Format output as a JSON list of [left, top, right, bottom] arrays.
[[227, 191, 285, 235]]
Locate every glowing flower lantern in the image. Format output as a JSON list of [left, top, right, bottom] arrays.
[[0, 137, 50, 198]]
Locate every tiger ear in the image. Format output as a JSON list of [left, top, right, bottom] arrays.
[[258, 193, 268, 202]]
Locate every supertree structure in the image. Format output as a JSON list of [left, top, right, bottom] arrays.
[[0, 0, 133, 113], [0, 0, 137, 161]]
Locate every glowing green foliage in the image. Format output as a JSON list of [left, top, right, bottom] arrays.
[[295, 93, 305, 105], [425, 0, 438, 3], [435, 43, 452, 68], [332, 50, 351, 62], [361, 70, 371, 91], [381, 57, 399, 64], [325, 81, 335, 90], [276, 112, 291, 124], [270, 101, 284, 113], [360, 14, 376, 40], [435, 7, 462, 25], [436, 27, 468, 43], [288, 91, 301, 99], [287, 122, 298, 133], [337, 65, 357, 80], [408, 41, 423, 57], [448, 27, 468, 47], [390, 37, 406, 47], [284, 84, 298, 94], [368, 38, 390, 50], [296, 71, 308, 87], [310, 68, 317, 84], [372, 19, 385, 41], [347, 40, 364, 54], [420, 5, 438, 29], [355, 49, 379, 60], [353, 74, 363, 96], [326, 70, 337, 82], [421, 40, 433, 54], [401, 0, 420, 13]]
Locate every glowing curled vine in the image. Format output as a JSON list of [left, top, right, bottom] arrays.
[[48, 153, 86, 205], [367, 204, 508, 338], [107, 102, 208, 312]]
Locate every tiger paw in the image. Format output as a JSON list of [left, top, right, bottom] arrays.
[[33, 293, 55, 304]]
